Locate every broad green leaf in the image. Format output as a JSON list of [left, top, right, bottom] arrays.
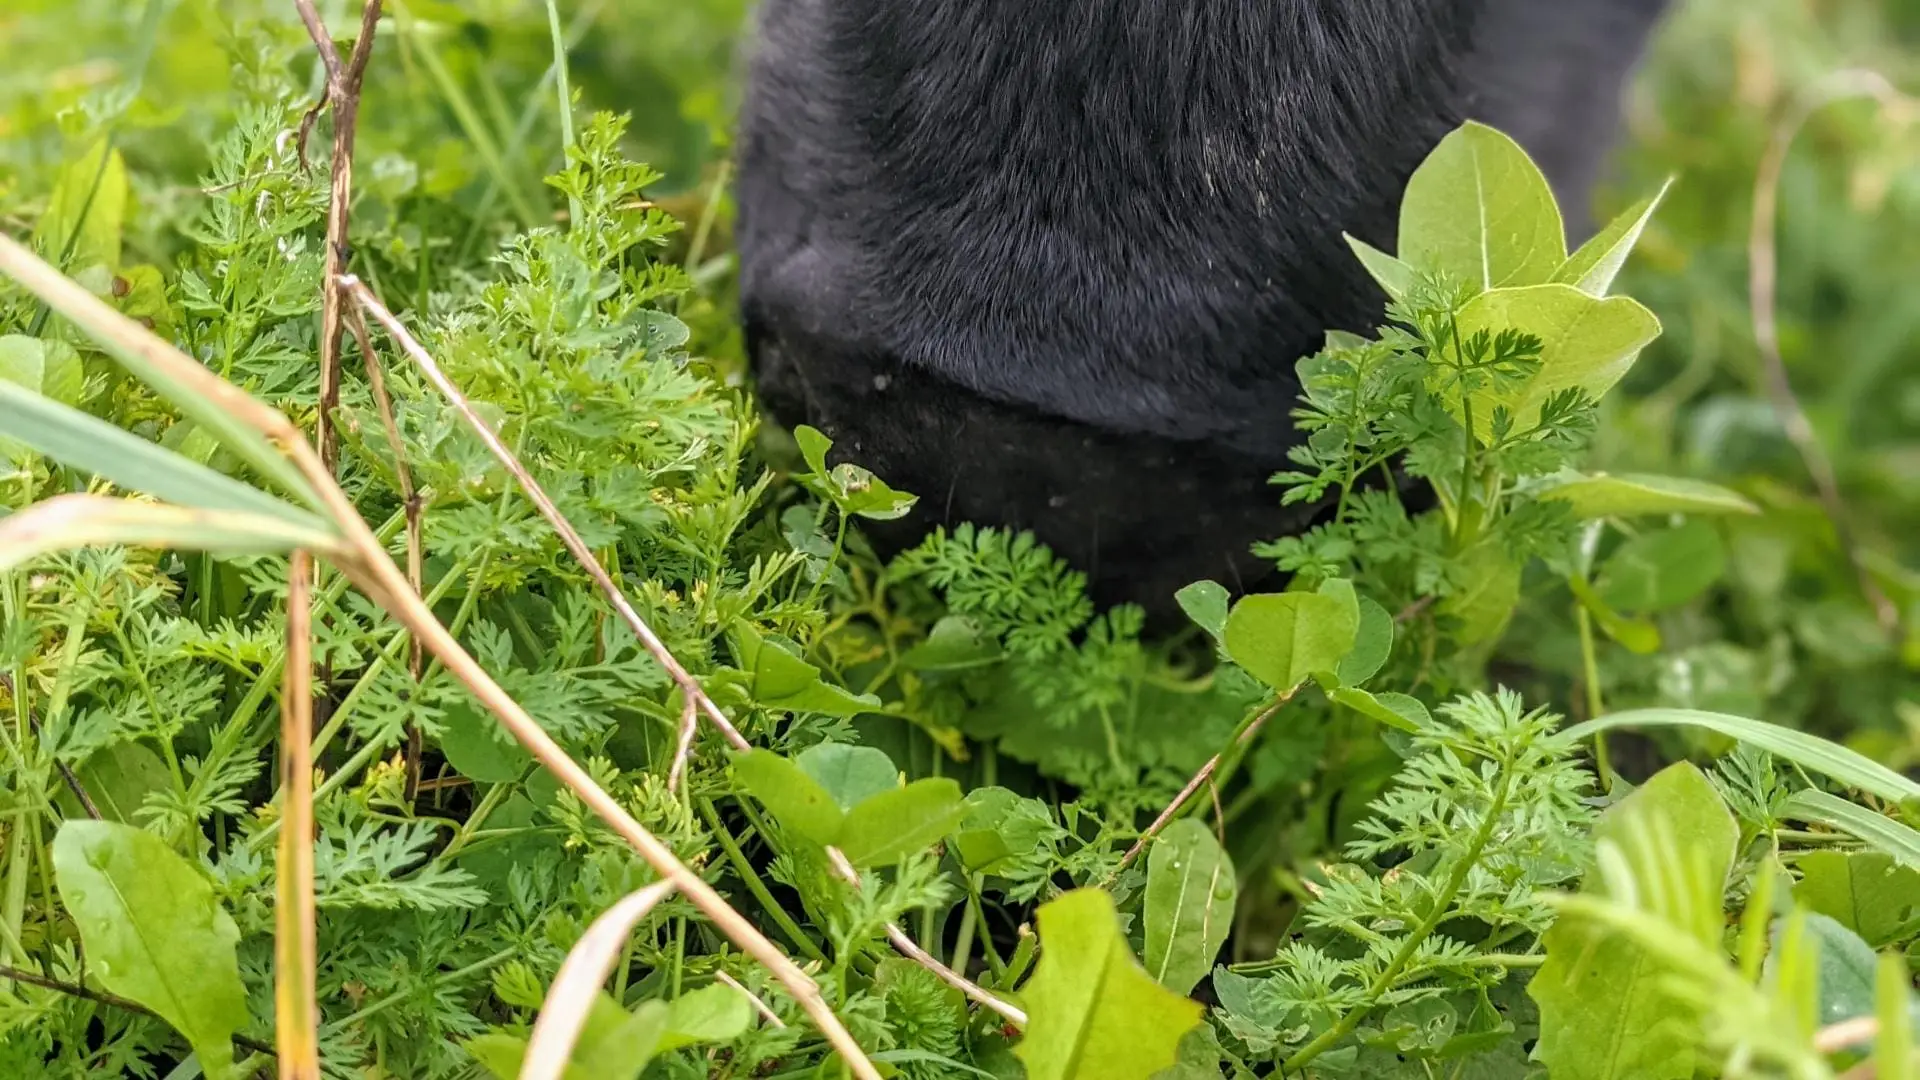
[[1597, 520, 1727, 614], [730, 750, 845, 845], [836, 777, 968, 867], [53, 820, 248, 1080], [1793, 851, 1920, 947], [1398, 122, 1566, 292], [0, 494, 344, 575], [0, 335, 83, 408], [1449, 283, 1661, 441], [953, 787, 1059, 875], [1531, 764, 1735, 1080], [34, 139, 129, 273], [59, 742, 170, 823], [729, 621, 880, 717], [658, 983, 754, 1051], [791, 424, 918, 520], [1782, 790, 1920, 871], [1555, 179, 1672, 297], [0, 235, 327, 515], [1223, 592, 1357, 691], [439, 702, 530, 784], [1013, 889, 1204, 1080], [1344, 234, 1414, 300], [900, 615, 1003, 672], [1439, 541, 1522, 646], [0, 381, 326, 528], [1775, 913, 1879, 1027], [1559, 710, 1920, 805], [1330, 687, 1429, 734], [796, 743, 899, 812], [1143, 819, 1236, 995], [1175, 580, 1230, 645], [1336, 596, 1394, 685], [1537, 471, 1758, 519]]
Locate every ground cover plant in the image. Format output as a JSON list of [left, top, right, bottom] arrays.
[[2, 2, 1919, 1079]]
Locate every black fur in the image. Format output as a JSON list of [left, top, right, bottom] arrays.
[[736, 0, 1671, 609]]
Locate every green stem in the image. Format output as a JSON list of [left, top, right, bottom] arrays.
[[1573, 594, 1614, 788], [1283, 762, 1516, 1073], [696, 798, 827, 964]]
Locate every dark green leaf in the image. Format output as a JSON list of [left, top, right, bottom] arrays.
[[1144, 819, 1236, 995], [1597, 520, 1727, 614], [730, 621, 881, 717]]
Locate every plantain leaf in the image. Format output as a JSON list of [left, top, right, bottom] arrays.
[[1558, 710, 1920, 805], [53, 820, 249, 1080], [836, 778, 968, 867], [1535, 471, 1758, 519], [1143, 819, 1236, 996]]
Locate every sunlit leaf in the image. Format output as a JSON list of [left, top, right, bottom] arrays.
[[1398, 122, 1566, 292]]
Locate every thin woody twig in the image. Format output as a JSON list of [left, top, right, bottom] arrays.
[[292, 0, 383, 478], [1113, 689, 1298, 877], [337, 276, 753, 787], [0, 964, 277, 1057], [342, 301, 428, 798], [824, 847, 1028, 1027], [1750, 69, 1908, 635]]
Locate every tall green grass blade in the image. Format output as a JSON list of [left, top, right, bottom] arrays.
[[1560, 709, 1920, 804], [0, 236, 327, 515], [1782, 790, 1920, 870], [0, 382, 325, 530], [0, 494, 341, 574]]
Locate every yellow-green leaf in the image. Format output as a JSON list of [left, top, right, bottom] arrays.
[[1537, 471, 1759, 519], [1014, 889, 1203, 1080], [1555, 179, 1672, 297], [1449, 284, 1661, 441], [1398, 122, 1566, 292], [53, 820, 249, 1080], [1222, 592, 1357, 691]]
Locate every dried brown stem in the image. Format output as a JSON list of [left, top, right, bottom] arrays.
[[342, 300, 427, 797], [0, 965, 277, 1057], [276, 551, 320, 1080], [293, 0, 383, 477], [1113, 690, 1297, 876], [1750, 70, 1908, 634], [714, 970, 787, 1029], [824, 847, 1028, 1027], [336, 276, 752, 783]]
